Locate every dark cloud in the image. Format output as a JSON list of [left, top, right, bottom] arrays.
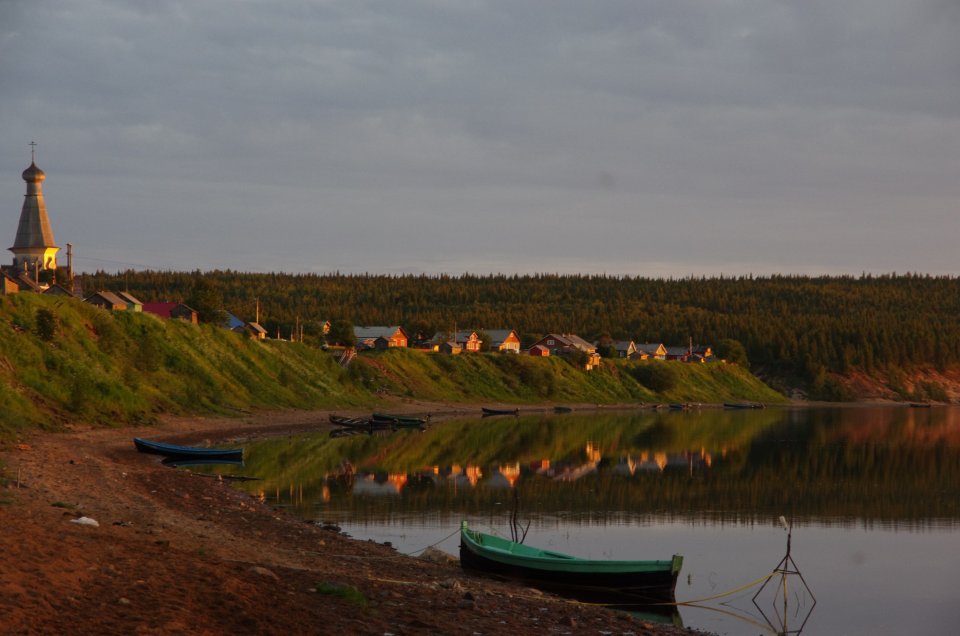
[[1, 0, 958, 275]]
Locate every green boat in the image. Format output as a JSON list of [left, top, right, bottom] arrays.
[[459, 521, 682, 604]]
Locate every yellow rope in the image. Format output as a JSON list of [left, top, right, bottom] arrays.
[[674, 570, 777, 606], [316, 526, 461, 561]]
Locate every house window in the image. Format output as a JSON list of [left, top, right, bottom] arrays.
[[547, 339, 555, 346]]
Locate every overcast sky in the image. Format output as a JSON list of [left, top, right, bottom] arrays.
[[2, 0, 958, 277]]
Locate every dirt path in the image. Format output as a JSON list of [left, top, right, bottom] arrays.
[[0, 406, 698, 635]]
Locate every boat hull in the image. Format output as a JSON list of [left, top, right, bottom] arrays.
[[133, 438, 243, 462], [371, 413, 428, 426], [481, 407, 519, 416], [459, 523, 681, 604]]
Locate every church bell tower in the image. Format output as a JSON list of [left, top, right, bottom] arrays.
[[9, 142, 59, 272]]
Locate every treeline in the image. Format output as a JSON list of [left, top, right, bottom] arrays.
[[81, 270, 960, 388]]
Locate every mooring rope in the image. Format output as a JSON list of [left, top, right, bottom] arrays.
[[318, 526, 461, 561], [673, 570, 777, 606]]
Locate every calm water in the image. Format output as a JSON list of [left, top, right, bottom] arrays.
[[206, 406, 960, 635]]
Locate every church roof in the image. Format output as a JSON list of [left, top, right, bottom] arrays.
[[11, 160, 57, 251], [22, 161, 45, 183]]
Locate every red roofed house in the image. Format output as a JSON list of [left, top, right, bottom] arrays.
[[143, 302, 199, 324]]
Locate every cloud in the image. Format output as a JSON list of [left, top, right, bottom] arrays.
[[1, 0, 958, 276]]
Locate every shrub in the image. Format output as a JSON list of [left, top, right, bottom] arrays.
[[715, 339, 749, 367], [628, 363, 678, 393], [35, 308, 57, 341]]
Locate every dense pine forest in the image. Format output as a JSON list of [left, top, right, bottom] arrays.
[[81, 270, 960, 396]]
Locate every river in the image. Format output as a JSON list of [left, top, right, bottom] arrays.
[[203, 406, 960, 635]]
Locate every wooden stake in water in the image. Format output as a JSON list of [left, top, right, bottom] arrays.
[[752, 516, 817, 635]]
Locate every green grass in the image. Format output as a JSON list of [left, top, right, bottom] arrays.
[[314, 582, 367, 607]]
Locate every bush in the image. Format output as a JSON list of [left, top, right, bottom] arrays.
[[715, 339, 749, 367], [35, 308, 57, 341], [628, 363, 678, 393]]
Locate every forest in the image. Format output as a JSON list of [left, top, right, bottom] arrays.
[[80, 270, 960, 395]]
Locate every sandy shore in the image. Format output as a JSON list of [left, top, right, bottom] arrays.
[[0, 403, 700, 635]]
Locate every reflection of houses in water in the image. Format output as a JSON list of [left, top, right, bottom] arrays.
[[613, 450, 715, 475], [553, 442, 602, 481], [446, 463, 484, 488], [613, 454, 637, 476], [485, 463, 521, 489], [352, 472, 408, 496], [585, 442, 601, 463], [329, 447, 721, 500]]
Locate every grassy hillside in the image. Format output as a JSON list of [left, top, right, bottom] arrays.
[[0, 294, 783, 437]]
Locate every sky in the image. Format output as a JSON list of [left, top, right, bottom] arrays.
[[1, 0, 958, 277]]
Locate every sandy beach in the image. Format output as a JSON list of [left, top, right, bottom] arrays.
[[0, 404, 698, 635]]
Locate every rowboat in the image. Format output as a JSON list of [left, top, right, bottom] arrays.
[[459, 521, 682, 603], [371, 413, 429, 427], [723, 402, 765, 409], [481, 407, 519, 416], [329, 415, 394, 430], [133, 438, 244, 462]]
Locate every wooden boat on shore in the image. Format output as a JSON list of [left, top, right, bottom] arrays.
[[553, 406, 573, 413], [133, 438, 244, 463], [371, 413, 429, 427], [459, 521, 682, 603], [723, 402, 765, 409], [329, 414, 394, 430], [481, 407, 519, 417]]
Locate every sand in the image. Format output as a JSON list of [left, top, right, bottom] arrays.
[[0, 406, 699, 635]]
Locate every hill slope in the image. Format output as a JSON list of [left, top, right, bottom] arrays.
[[0, 294, 782, 436]]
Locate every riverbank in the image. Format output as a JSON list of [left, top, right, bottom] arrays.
[[0, 404, 701, 635]]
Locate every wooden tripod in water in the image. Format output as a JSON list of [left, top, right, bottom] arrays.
[[752, 516, 817, 635]]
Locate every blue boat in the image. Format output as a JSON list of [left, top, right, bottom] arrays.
[[133, 437, 244, 462]]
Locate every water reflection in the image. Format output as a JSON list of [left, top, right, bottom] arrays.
[[210, 407, 960, 528], [194, 406, 960, 636]]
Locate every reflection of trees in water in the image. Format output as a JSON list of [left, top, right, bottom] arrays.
[[233, 409, 960, 524]]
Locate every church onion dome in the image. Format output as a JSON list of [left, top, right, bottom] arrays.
[[22, 162, 46, 183]]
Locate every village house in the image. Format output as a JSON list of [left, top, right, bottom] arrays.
[[611, 340, 638, 359], [12, 272, 41, 293], [430, 330, 480, 352], [528, 344, 550, 357], [84, 290, 128, 312], [234, 321, 268, 340], [1, 272, 20, 295], [665, 346, 691, 362], [41, 283, 76, 298], [142, 302, 199, 324], [354, 326, 408, 350], [438, 340, 462, 355], [115, 291, 143, 312], [484, 329, 521, 353], [635, 343, 667, 360], [529, 333, 602, 370]]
